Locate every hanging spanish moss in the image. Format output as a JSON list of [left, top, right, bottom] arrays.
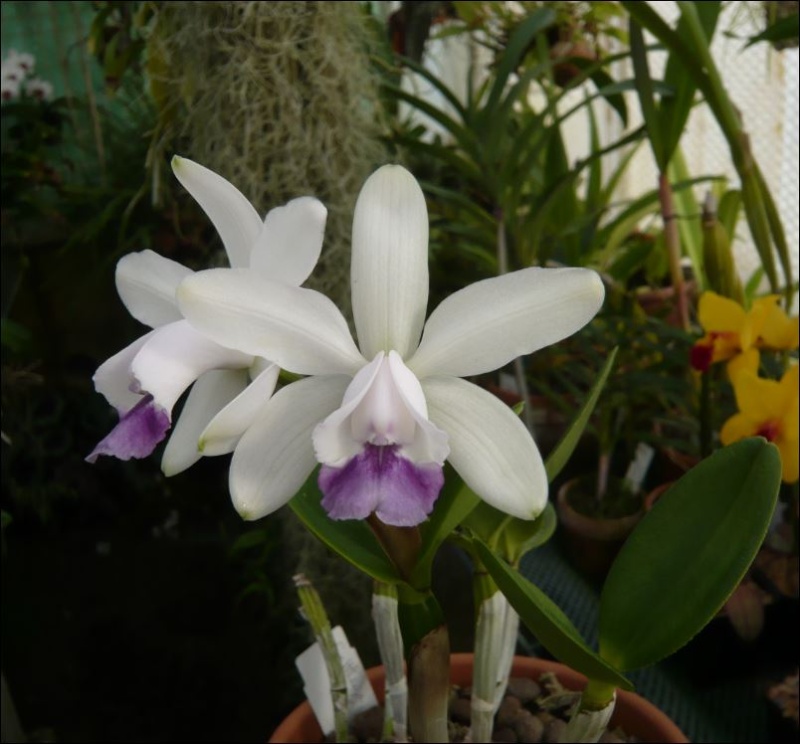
[[149, 1, 388, 313]]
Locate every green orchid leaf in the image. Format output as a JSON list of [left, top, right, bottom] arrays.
[[629, 18, 666, 170], [745, 13, 799, 48], [397, 54, 468, 120], [659, 2, 721, 161], [599, 438, 782, 672], [717, 189, 742, 241], [483, 7, 556, 116], [460, 501, 557, 563], [667, 148, 707, 291], [585, 100, 603, 216], [499, 502, 558, 565], [474, 538, 633, 690], [386, 84, 481, 160], [545, 347, 618, 483], [461, 500, 509, 547], [289, 469, 401, 585], [413, 466, 481, 588], [588, 67, 628, 127]]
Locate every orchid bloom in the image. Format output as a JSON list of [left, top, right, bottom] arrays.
[[721, 364, 799, 484], [87, 156, 327, 476], [691, 292, 799, 378], [177, 165, 605, 527], [24, 77, 54, 102]]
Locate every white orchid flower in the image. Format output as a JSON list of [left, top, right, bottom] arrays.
[[177, 165, 604, 527], [87, 156, 327, 476], [24, 77, 54, 102]]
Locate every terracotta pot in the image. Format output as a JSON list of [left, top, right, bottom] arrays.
[[268, 653, 688, 743], [556, 478, 643, 582]]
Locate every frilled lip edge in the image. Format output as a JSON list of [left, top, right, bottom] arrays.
[[86, 395, 170, 463]]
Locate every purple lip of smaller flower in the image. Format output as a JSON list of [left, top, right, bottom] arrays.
[[319, 444, 444, 527], [86, 394, 170, 464]]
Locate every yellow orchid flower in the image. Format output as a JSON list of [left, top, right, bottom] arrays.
[[691, 292, 799, 377], [720, 365, 799, 483]]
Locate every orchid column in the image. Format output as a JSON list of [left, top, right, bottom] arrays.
[[177, 165, 605, 741]]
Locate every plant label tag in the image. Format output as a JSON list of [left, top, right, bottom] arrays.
[[295, 625, 378, 734], [623, 442, 655, 493]]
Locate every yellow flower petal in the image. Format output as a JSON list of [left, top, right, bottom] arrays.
[[726, 348, 759, 383], [698, 292, 746, 334], [758, 299, 799, 351], [732, 370, 786, 421], [720, 412, 757, 446]]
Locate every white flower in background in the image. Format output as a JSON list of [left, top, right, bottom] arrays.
[[87, 156, 327, 476], [1, 49, 35, 82], [24, 77, 53, 102], [178, 165, 605, 526], [1, 77, 20, 101]]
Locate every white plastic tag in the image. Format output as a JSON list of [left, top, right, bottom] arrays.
[[623, 442, 655, 494], [295, 625, 378, 734]]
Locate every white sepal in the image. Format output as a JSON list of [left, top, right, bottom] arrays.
[[423, 376, 547, 520], [115, 250, 192, 328], [177, 270, 365, 376], [171, 155, 262, 269], [408, 267, 605, 378], [351, 165, 429, 360], [229, 375, 350, 520]]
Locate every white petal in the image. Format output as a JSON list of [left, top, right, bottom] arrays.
[[161, 369, 248, 476], [132, 320, 253, 413], [351, 165, 429, 359], [171, 155, 262, 269], [93, 331, 157, 412], [388, 351, 449, 465], [230, 375, 350, 520], [178, 269, 365, 375], [314, 353, 384, 466], [115, 250, 193, 328], [422, 376, 547, 520], [200, 362, 281, 455], [249, 197, 327, 285], [408, 267, 605, 378]]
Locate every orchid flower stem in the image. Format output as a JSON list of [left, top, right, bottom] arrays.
[[658, 172, 689, 332], [560, 681, 617, 744], [294, 574, 349, 743], [398, 590, 450, 743], [372, 583, 408, 742], [367, 515, 421, 583]]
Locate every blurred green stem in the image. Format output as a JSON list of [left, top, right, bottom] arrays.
[[658, 172, 689, 331]]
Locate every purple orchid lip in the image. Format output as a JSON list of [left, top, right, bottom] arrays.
[[86, 394, 171, 463], [318, 444, 444, 527]]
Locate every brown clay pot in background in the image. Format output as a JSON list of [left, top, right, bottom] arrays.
[[268, 653, 688, 743], [556, 478, 643, 583]]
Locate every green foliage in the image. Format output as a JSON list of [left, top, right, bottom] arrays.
[[545, 347, 618, 483], [623, 1, 795, 306], [599, 438, 782, 671], [289, 469, 401, 586], [383, 4, 647, 300], [473, 537, 632, 690]]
